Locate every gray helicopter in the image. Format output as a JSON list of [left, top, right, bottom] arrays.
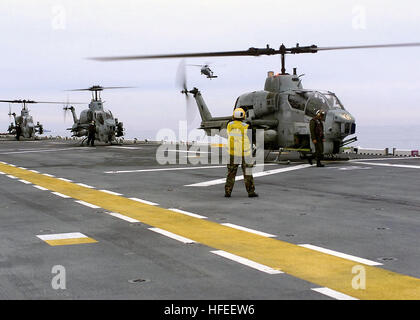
[[0, 99, 56, 140], [63, 85, 128, 145], [187, 63, 218, 79], [91, 42, 420, 157]]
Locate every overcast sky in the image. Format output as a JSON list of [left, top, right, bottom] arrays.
[[0, 0, 419, 147]]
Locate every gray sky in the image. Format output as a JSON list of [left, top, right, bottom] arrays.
[[1, 0, 419, 147]]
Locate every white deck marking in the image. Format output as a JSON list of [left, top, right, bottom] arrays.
[[42, 173, 55, 177], [29, 170, 40, 173], [100, 189, 123, 196], [0, 171, 5, 175], [167, 149, 212, 154], [311, 287, 358, 300], [18, 179, 31, 184], [211, 250, 283, 274], [75, 200, 100, 209], [105, 163, 279, 174], [298, 244, 382, 266], [51, 192, 71, 199], [349, 157, 420, 162], [33, 185, 48, 191], [221, 223, 276, 238], [6, 175, 17, 179], [105, 165, 225, 174], [149, 227, 195, 244], [37, 232, 88, 241], [76, 183, 95, 189], [186, 164, 312, 187], [106, 212, 140, 223], [129, 197, 159, 206], [0, 147, 88, 155], [107, 146, 143, 150], [168, 208, 207, 219], [352, 161, 420, 169], [58, 178, 73, 182], [17, 167, 27, 170]]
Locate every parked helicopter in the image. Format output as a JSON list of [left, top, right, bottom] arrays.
[[91, 42, 420, 157], [1, 99, 63, 140], [63, 85, 129, 145], [187, 63, 218, 79]]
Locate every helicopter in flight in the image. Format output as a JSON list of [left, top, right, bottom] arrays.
[[0, 99, 61, 140], [63, 85, 130, 145], [187, 63, 218, 79], [91, 42, 420, 158]]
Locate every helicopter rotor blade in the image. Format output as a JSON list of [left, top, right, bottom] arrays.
[[89, 47, 280, 61], [66, 86, 136, 92], [315, 42, 420, 52], [90, 42, 420, 62]]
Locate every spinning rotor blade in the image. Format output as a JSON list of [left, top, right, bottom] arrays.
[[176, 60, 197, 123]]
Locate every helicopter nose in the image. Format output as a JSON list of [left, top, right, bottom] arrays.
[[325, 110, 356, 137]]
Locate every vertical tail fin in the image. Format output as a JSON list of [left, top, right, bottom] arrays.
[[190, 88, 213, 121]]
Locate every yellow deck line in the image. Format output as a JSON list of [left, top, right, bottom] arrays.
[[1, 163, 420, 299], [45, 238, 97, 246]]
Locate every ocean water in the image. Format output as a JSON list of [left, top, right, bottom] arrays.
[[354, 125, 420, 150]]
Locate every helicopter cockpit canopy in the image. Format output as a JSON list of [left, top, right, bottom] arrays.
[[288, 90, 344, 117]]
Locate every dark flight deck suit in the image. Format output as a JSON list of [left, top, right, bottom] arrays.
[[309, 116, 324, 167], [87, 123, 96, 147]]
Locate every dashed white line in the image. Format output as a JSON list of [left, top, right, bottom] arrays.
[[311, 287, 358, 300], [42, 173, 55, 177], [6, 175, 17, 179], [100, 189, 123, 196], [211, 250, 283, 274], [149, 228, 196, 244], [29, 170, 40, 173], [106, 212, 140, 223], [129, 197, 159, 206], [58, 178, 73, 182], [76, 183, 95, 189], [0, 171, 5, 175], [74, 200, 100, 209], [168, 208, 207, 219], [18, 179, 31, 185], [51, 192, 71, 199], [221, 223, 276, 238], [33, 185, 48, 191], [298, 244, 382, 266]]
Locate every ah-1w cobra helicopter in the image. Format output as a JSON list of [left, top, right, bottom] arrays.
[[63, 85, 129, 144], [91, 42, 420, 157], [0, 99, 62, 140]]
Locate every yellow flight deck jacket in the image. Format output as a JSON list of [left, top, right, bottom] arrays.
[[226, 120, 251, 157]]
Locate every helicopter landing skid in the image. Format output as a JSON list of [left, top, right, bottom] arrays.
[[80, 137, 88, 146]]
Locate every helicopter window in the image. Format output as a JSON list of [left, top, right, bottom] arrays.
[[324, 94, 344, 109], [305, 92, 330, 117], [288, 94, 306, 111], [105, 111, 113, 119], [96, 113, 105, 125], [87, 110, 93, 122]]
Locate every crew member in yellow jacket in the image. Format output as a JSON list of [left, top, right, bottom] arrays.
[[224, 108, 258, 198]]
